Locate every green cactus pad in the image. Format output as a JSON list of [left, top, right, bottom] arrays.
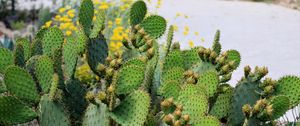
[[42, 27, 64, 57], [90, 9, 106, 38], [161, 67, 184, 84], [229, 79, 261, 126], [197, 71, 219, 97], [0, 80, 6, 93], [178, 84, 207, 102], [193, 116, 221, 126], [163, 50, 184, 72], [87, 36, 108, 74], [76, 28, 88, 54], [212, 30, 221, 55], [140, 15, 166, 39], [25, 56, 40, 75], [35, 56, 54, 93], [182, 47, 201, 70], [79, 0, 94, 35], [39, 96, 70, 126], [63, 37, 78, 78], [269, 95, 290, 120], [275, 76, 300, 107], [110, 90, 150, 126], [158, 80, 181, 99], [226, 50, 241, 70], [116, 65, 145, 95], [166, 25, 174, 54], [30, 39, 43, 56], [14, 43, 26, 67], [16, 38, 30, 61], [180, 94, 208, 123], [209, 84, 233, 119], [0, 48, 13, 74], [82, 103, 109, 126], [4, 66, 40, 104], [191, 62, 216, 75], [122, 58, 145, 68], [178, 85, 208, 122], [64, 79, 88, 124], [0, 96, 37, 125], [130, 0, 147, 26]]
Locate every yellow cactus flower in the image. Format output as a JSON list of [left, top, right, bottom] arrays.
[[188, 40, 194, 48], [45, 21, 52, 28], [59, 7, 66, 13], [184, 15, 189, 19], [99, 2, 109, 10], [201, 38, 205, 42], [194, 32, 199, 36], [66, 30, 72, 36], [184, 26, 189, 31], [183, 31, 189, 36], [176, 13, 181, 17], [115, 18, 122, 25], [93, 16, 96, 21]]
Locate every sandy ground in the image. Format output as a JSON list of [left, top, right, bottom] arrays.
[[156, 0, 300, 86]]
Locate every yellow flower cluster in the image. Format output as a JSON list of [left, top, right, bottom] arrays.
[[42, 5, 78, 36], [109, 22, 130, 52]]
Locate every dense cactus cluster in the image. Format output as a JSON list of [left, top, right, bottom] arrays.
[[0, 0, 299, 126]]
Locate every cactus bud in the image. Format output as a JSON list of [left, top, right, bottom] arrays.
[[193, 73, 199, 79], [228, 61, 236, 69], [163, 114, 173, 125], [174, 120, 181, 126], [97, 64, 106, 72], [97, 91, 106, 101], [242, 104, 252, 118], [174, 109, 182, 117], [114, 52, 121, 58], [266, 105, 273, 116], [258, 67, 268, 78], [143, 35, 151, 41], [138, 28, 146, 35], [184, 70, 194, 77], [167, 97, 174, 104], [198, 47, 205, 56], [161, 100, 171, 108], [172, 42, 180, 50], [176, 104, 183, 111], [221, 51, 228, 58], [107, 85, 115, 93], [209, 51, 218, 62], [146, 39, 153, 46], [146, 48, 154, 59], [244, 65, 251, 77], [217, 57, 225, 66], [106, 56, 113, 63], [182, 115, 190, 122], [106, 68, 114, 77], [134, 24, 141, 30], [263, 85, 274, 94], [221, 64, 230, 75], [220, 73, 232, 83], [109, 59, 118, 68], [186, 77, 196, 84], [139, 56, 148, 63], [86, 91, 95, 103], [116, 58, 122, 66]]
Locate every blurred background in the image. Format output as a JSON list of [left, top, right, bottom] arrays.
[[0, 0, 300, 123]]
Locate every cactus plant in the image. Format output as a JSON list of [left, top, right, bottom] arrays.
[[0, 1, 299, 126]]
